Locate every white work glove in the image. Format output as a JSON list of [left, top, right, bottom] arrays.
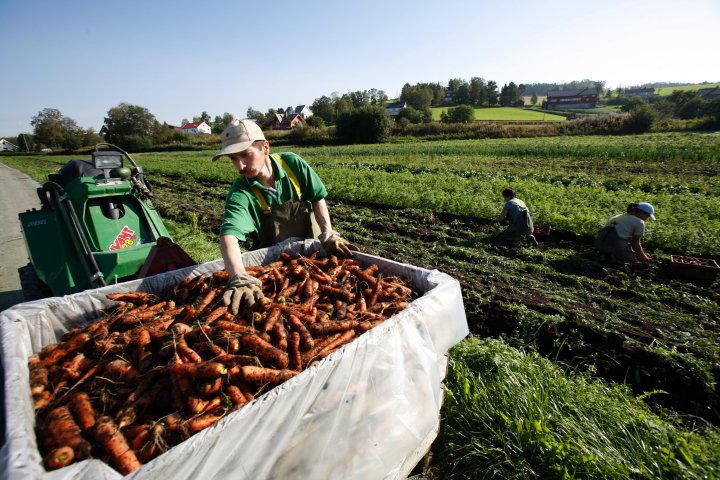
[[318, 231, 358, 258], [222, 273, 264, 314]]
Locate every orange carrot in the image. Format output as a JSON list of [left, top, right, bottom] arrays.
[[106, 291, 151, 303], [196, 289, 217, 314], [239, 334, 289, 369], [288, 332, 302, 372], [239, 365, 298, 385], [226, 385, 249, 407], [38, 332, 90, 368], [44, 445, 75, 470], [185, 412, 222, 434], [69, 392, 97, 431], [285, 314, 314, 350], [202, 305, 228, 325], [318, 284, 355, 303], [30, 366, 49, 396], [272, 318, 288, 350], [176, 333, 202, 363], [308, 320, 361, 336], [261, 306, 281, 333], [168, 360, 227, 378], [314, 330, 357, 361], [93, 416, 141, 475], [198, 377, 223, 397]]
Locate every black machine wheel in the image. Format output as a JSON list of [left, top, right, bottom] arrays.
[[18, 263, 52, 301]]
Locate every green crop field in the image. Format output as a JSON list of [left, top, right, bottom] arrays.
[[431, 106, 567, 122], [3, 130, 720, 478], [655, 82, 719, 95]]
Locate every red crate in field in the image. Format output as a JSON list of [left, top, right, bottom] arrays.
[[670, 255, 720, 281], [533, 225, 551, 237]]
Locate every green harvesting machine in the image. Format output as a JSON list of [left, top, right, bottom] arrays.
[[18, 144, 196, 300]]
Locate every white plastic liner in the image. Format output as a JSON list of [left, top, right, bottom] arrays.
[[1, 239, 468, 480]]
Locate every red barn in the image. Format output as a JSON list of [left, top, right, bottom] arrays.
[[545, 88, 598, 110]]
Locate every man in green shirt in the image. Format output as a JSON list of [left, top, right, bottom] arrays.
[[212, 119, 356, 313]]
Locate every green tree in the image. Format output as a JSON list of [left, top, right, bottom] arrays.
[[31, 108, 84, 149], [335, 105, 391, 144], [400, 84, 434, 110], [486, 81, 499, 105], [102, 103, 162, 151], [311, 96, 336, 124], [470, 77, 487, 106], [442, 105, 475, 123], [211, 113, 233, 134], [246, 107, 265, 124], [397, 106, 424, 124], [531, 92, 538, 105], [193, 111, 211, 124], [16, 133, 35, 152], [704, 97, 720, 122], [678, 97, 704, 119], [624, 105, 655, 133]]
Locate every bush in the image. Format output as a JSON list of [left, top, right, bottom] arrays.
[[623, 106, 656, 133], [335, 106, 392, 144]]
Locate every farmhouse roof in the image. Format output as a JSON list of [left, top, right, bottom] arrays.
[[181, 121, 206, 129], [547, 88, 598, 97], [386, 101, 407, 109]]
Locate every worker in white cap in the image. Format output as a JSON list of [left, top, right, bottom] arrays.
[[212, 119, 357, 313], [594, 202, 656, 265]]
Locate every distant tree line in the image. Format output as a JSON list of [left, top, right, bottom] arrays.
[[10, 78, 718, 152]]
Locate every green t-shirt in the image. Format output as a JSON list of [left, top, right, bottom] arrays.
[[220, 152, 328, 242]]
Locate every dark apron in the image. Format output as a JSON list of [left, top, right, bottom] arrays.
[[249, 155, 320, 249], [259, 198, 314, 248]]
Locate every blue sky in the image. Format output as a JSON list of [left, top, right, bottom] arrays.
[[1, 0, 718, 137]]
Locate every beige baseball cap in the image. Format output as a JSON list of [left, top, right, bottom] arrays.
[[212, 119, 266, 161]]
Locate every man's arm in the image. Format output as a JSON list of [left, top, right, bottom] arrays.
[[312, 198, 332, 234], [220, 234, 247, 278]]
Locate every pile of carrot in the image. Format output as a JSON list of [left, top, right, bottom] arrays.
[[28, 251, 417, 474]]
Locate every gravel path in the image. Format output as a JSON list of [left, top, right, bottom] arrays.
[[0, 162, 41, 312]]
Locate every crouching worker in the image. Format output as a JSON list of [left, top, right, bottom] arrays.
[[491, 187, 537, 246], [594, 202, 655, 265], [212, 119, 357, 313]]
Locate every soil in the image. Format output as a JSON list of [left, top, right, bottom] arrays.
[[151, 176, 720, 425]]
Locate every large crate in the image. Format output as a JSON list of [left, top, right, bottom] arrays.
[[1, 239, 468, 480], [670, 255, 720, 281]]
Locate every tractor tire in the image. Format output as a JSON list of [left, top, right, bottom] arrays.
[[18, 263, 52, 302]]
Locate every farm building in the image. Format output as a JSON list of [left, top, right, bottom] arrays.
[[698, 87, 720, 102], [278, 114, 306, 130], [180, 121, 211, 134], [284, 105, 313, 119], [0, 138, 17, 151], [385, 101, 407, 116], [624, 87, 655, 97], [545, 88, 598, 110], [264, 113, 284, 130]]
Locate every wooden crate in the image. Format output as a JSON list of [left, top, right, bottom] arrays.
[[533, 225, 552, 237]]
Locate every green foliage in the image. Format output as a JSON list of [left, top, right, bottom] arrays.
[[335, 105, 392, 144], [102, 103, 163, 150], [434, 337, 720, 480], [623, 106, 655, 133], [30, 108, 92, 150], [441, 105, 476, 123]]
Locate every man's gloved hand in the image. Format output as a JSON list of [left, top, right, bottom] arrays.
[[319, 231, 358, 258], [635, 251, 652, 263], [222, 273, 264, 314]]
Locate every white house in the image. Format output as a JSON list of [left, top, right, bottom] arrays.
[[180, 121, 211, 134], [385, 101, 407, 116], [285, 105, 313, 119], [0, 138, 17, 151]]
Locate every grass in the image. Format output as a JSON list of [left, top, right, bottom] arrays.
[[432, 337, 720, 480], [656, 83, 720, 95], [430, 106, 567, 122]]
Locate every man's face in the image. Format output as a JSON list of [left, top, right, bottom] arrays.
[[228, 140, 267, 178]]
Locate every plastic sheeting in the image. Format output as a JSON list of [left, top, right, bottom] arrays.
[[1, 239, 468, 480]]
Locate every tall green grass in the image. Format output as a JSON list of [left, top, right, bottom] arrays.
[[434, 337, 720, 480]]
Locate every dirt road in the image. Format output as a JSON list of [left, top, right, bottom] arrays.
[[0, 162, 40, 311]]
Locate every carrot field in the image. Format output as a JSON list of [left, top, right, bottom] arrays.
[[3, 130, 720, 479]]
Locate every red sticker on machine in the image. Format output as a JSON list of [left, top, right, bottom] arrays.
[[109, 226, 137, 251]]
